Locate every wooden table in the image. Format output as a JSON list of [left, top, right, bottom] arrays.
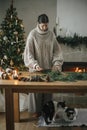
[[0, 76, 87, 130]]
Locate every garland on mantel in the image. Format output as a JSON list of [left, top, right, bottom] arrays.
[[56, 33, 87, 48]]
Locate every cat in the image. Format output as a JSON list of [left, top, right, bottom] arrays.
[[41, 100, 78, 124], [41, 100, 55, 124], [52, 101, 78, 122]]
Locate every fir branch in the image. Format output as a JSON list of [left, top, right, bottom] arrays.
[[42, 71, 87, 82]]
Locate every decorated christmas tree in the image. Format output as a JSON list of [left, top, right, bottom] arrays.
[[0, 0, 25, 70]]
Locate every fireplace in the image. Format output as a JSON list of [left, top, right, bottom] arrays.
[[62, 62, 87, 72]]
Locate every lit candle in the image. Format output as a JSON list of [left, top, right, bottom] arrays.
[[12, 70, 18, 79]]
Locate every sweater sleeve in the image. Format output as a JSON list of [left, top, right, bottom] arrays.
[[52, 38, 63, 67], [24, 32, 39, 69]]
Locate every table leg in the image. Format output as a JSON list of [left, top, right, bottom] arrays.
[[5, 88, 14, 130], [13, 93, 20, 122]]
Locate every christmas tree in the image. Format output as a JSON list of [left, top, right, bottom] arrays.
[[0, 0, 25, 70]]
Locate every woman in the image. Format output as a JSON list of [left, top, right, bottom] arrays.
[[24, 14, 63, 117]]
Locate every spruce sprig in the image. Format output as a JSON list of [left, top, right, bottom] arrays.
[[42, 71, 87, 82]]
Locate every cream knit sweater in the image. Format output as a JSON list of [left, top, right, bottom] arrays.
[[24, 25, 63, 72]]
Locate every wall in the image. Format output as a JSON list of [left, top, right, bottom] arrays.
[[0, 0, 87, 62], [0, 0, 57, 36], [57, 0, 87, 62], [57, 0, 87, 37]]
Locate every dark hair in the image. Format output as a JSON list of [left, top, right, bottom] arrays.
[[38, 14, 49, 24]]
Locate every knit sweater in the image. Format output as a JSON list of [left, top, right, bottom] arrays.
[[24, 25, 63, 72]]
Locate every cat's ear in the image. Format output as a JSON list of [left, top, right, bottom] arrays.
[[57, 101, 66, 108]]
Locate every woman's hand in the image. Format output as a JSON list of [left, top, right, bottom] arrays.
[[35, 65, 43, 71], [52, 65, 62, 72]]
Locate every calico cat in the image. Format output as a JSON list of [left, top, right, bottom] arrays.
[[53, 101, 78, 122]]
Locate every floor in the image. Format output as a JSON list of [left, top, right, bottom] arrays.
[[0, 93, 87, 130], [0, 111, 87, 130]]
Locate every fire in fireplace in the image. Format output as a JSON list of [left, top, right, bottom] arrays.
[[62, 62, 87, 72]]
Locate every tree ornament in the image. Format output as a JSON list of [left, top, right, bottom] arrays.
[[11, 15, 13, 19], [3, 55, 8, 60], [14, 31, 18, 35], [11, 42, 14, 45], [20, 24, 24, 28], [9, 23, 12, 28], [10, 59, 14, 66], [3, 36, 8, 41], [0, 29, 3, 35], [1, 60, 4, 65], [17, 48, 20, 53], [16, 36, 18, 42], [15, 19, 18, 25]]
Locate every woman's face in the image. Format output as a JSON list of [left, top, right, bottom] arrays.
[[39, 23, 48, 31]]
